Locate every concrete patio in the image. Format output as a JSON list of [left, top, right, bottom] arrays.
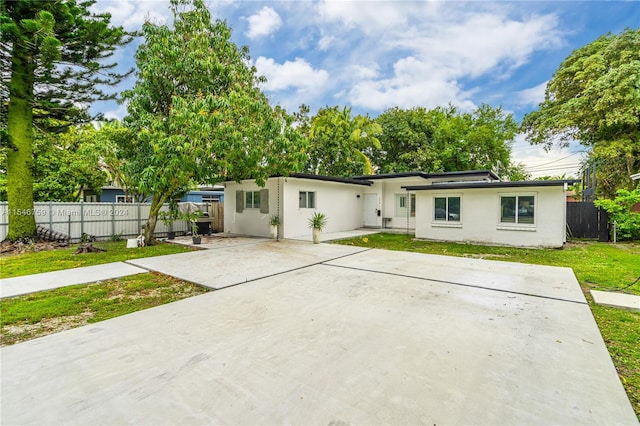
[[1, 239, 636, 425]]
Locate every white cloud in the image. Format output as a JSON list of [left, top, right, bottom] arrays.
[[316, 1, 412, 32], [255, 57, 329, 92], [348, 55, 476, 111], [246, 6, 282, 39], [333, 9, 562, 111], [102, 102, 129, 121], [317, 34, 335, 51], [394, 13, 562, 78], [91, 0, 171, 31], [347, 65, 379, 80], [516, 81, 548, 107]]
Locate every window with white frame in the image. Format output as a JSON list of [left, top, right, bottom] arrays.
[[299, 191, 316, 208], [434, 196, 461, 222], [116, 195, 134, 203], [395, 194, 416, 217], [245, 191, 261, 209], [500, 194, 535, 224], [202, 195, 220, 203]]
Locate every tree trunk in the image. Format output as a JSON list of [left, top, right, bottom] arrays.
[[145, 195, 164, 245], [6, 46, 36, 241], [73, 243, 106, 254]]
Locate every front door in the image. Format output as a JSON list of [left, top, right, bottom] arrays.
[[364, 193, 378, 227]]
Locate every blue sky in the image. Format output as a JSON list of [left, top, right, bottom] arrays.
[[91, 1, 639, 178]]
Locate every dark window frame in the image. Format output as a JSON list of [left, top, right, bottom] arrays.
[[434, 196, 461, 222]]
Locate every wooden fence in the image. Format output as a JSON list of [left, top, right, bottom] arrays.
[[566, 202, 609, 241], [209, 202, 224, 232], [0, 202, 222, 242]]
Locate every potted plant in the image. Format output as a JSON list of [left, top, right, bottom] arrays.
[[269, 215, 281, 239], [159, 205, 179, 240], [181, 210, 203, 244], [308, 212, 327, 244]]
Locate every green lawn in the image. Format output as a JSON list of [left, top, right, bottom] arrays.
[[335, 234, 640, 419], [1, 272, 209, 346], [0, 240, 195, 278], [1, 241, 205, 347]]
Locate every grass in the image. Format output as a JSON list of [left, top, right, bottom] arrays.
[[0, 272, 209, 346], [335, 234, 640, 419], [0, 240, 195, 278]]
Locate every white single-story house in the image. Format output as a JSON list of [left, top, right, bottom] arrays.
[[224, 171, 578, 248]]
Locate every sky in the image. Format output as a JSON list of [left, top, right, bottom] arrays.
[[90, 0, 639, 179]]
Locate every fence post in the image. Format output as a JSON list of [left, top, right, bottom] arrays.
[[598, 207, 609, 242], [80, 201, 84, 238], [137, 203, 142, 235], [112, 203, 116, 238]]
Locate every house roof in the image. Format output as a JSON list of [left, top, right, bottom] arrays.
[[352, 169, 500, 181], [289, 173, 373, 186], [403, 179, 581, 191]]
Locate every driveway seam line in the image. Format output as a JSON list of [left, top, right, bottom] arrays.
[[323, 263, 588, 305], [203, 247, 374, 292]]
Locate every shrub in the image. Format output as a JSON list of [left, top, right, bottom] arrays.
[[595, 189, 640, 241]]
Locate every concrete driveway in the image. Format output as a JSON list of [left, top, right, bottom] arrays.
[[1, 239, 636, 425]]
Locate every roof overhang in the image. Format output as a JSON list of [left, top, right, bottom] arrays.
[[289, 173, 373, 186], [403, 179, 581, 191], [353, 169, 500, 182]]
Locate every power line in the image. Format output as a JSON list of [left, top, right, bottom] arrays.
[[524, 152, 583, 169], [526, 162, 582, 170]]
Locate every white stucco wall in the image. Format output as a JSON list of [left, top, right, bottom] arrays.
[[224, 177, 367, 238], [223, 179, 280, 238], [414, 186, 567, 248], [281, 178, 366, 238], [372, 178, 429, 230]]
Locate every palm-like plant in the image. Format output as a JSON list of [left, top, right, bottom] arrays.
[[308, 106, 382, 176]]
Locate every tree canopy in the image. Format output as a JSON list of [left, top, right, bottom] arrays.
[[121, 0, 306, 243], [522, 28, 640, 197], [372, 105, 519, 178], [305, 106, 382, 177], [1, 0, 133, 241]]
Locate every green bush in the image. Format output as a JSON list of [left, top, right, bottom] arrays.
[[595, 189, 640, 241]]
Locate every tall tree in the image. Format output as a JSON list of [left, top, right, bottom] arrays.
[[306, 106, 382, 176], [1, 0, 133, 241], [32, 124, 112, 201], [0, 119, 129, 202], [372, 105, 518, 177], [522, 28, 640, 198], [370, 107, 435, 173], [122, 0, 306, 244]]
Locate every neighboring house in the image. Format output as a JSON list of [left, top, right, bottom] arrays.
[[84, 186, 140, 203], [181, 186, 224, 204], [224, 171, 578, 248], [566, 190, 579, 203], [83, 185, 224, 203]]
